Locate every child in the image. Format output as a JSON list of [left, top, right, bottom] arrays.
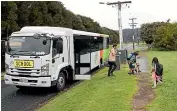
[[135, 55, 141, 74], [127, 51, 141, 74], [151, 57, 163, 88]]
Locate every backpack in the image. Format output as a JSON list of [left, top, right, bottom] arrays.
[[156, 63, 163, 76], [127, 53, 136, 63]]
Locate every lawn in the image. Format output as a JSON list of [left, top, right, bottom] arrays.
[[1, 72, 5, 80], [38, 65, 137, 111], [146, 51, 177, 111]]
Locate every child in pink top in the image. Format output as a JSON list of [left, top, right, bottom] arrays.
[[151, 57, 163, 88]]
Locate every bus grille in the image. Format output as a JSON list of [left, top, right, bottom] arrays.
[[10, 68, 40, 75]]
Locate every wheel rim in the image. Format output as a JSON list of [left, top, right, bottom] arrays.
[[58, 76, 65, 88]]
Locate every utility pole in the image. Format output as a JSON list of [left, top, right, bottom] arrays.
[[99, 1, 132, 50], [129, 18, 137, 50], [137, 28, 139, 45]]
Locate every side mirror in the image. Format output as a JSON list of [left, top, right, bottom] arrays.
[[52, 48, 57, 57], [52, 59, 55, 63], [43, 40, 47, 45]]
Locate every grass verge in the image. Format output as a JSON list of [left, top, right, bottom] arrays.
[[38, 65, 137, 111], [1, 72, 5, 80], [146, 51, 177, 111]]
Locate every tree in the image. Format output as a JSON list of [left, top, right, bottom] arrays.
[[1, 2, 19, 39], [72, 15, 86, 31], [101, 27, 119, 44], [78, 15, 95, 32], [28, 2, 44, 26], [1, 1, 119, 44], [47, 1, 65, 27], [39, 2, 54, 26], [153, 23, 177, 50], [140, 22, 166, 44], [16, 1, 32, 27], [62, 10, 73, 28]]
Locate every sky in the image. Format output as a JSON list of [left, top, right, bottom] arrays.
[[58, 0, 177, 30]]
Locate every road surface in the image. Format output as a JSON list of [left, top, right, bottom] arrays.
[[1, 81, 57, 111], [1, 44, 145, 111]]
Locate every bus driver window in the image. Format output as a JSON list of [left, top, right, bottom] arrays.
[[52, 38, 63, 57]]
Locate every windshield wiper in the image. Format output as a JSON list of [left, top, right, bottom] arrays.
[[10, 50, 42, 58], [28, 52, 40, 58], [10, 50, 27, 57]]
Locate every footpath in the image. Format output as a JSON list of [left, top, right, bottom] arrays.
[[132, 51, 155, 111]]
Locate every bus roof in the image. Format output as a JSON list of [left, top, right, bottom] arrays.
[[73, 30, 109, 37], [11, 26, 109, 38]]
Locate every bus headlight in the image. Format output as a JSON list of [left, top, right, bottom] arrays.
[[41, 63, 49, 76]]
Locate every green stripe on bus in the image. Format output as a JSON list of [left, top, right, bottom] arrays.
[[103, 48, 109, 62]]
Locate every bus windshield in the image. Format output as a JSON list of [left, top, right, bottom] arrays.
[[6, 36, 51, 56]]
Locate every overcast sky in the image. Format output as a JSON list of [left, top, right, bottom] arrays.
[[59, 0, 177, 30]]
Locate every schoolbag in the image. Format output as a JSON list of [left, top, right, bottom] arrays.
[[127, 53, 133, 60], [156, 63, 163, 76], [127, 53, 136, 63]]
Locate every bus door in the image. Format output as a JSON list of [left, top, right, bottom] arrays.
[[74, 35, 91, 80]]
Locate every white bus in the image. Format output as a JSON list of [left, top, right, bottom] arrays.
[[4, 26, 109, 91]]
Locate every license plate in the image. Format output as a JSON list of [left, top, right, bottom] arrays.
[[14, 60, 34, 68], [19, 78, 28, 83]]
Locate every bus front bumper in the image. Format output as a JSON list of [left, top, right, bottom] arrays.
[[4, 74, 51, 87]]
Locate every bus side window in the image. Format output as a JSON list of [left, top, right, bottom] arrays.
[[52, 39, 58, 57], [58, 38, 63, 54], [52, 38, 63, 57]]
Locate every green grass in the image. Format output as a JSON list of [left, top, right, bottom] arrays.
[[146, 51, 177, 111], [38, 65, 137, 111], [1, 72, 5, 80]]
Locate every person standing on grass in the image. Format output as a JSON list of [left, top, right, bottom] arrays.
[[151, 57, 163, 88], [107, 44, 117, 76], [127, 51, 141, 74]]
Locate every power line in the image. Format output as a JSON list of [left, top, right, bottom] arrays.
[[99, 1, 132, 50]]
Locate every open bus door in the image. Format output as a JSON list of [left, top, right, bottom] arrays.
[[74, 35, 91, 80]]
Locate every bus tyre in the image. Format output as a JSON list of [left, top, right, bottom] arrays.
[[55, 72, 66, 92]]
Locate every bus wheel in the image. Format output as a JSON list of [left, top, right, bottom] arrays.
[[55, 72, 66, 92]]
